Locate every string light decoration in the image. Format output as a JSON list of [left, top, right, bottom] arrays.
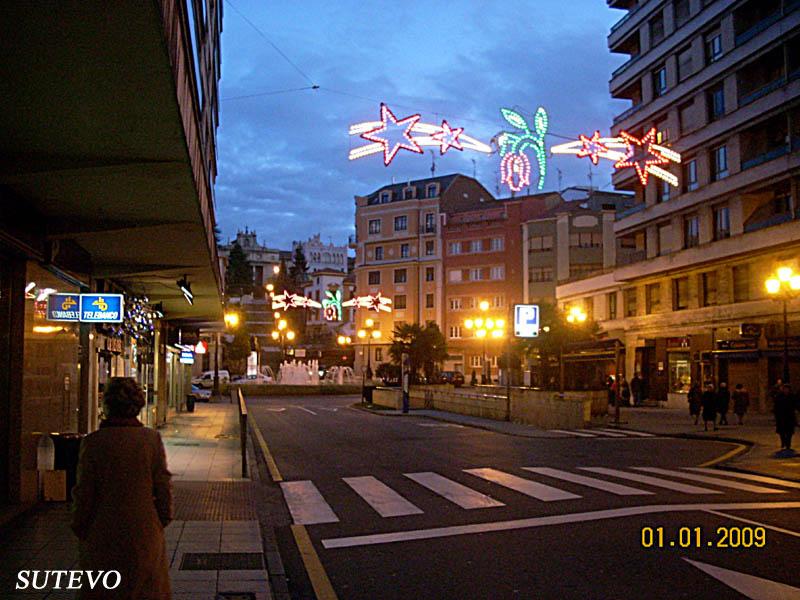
[[342, 293, 393, 313], [550, 127, 681, 187], [495, 106, 548, 191], [271, 290, 322, 311], [349, 103, 492, 165], [322, 289, 343, 321], [108, 295, 162, 340]]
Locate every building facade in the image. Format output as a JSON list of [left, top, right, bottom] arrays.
[[557, 0, 800, 410], [293, 234, 348, 273], [219, 229, 287, 289]]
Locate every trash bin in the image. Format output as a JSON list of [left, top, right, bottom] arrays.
[[363, 385, 375, 405], [50, 433, 85, 500], [186, 394, 196, 413]]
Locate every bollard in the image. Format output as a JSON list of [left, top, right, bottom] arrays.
[[238, 389, 248, 478]]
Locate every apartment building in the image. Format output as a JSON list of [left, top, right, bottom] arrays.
[[351, 175, 494, 375], [557, 0, 800, 409]]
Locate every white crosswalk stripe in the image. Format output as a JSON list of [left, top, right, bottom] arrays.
[[522, 467, 653, 496], [586, 429, 628, 437], [343, 476, 423, 517], [633, 467, 787, 494], [579, 467, 723, 494], [596, 428, 655, 437], [280, 480, 339, 524], [551, 428, 657, 438], [550, 429, 597, 437], [404, 472, 505, 509], [464, 468, 581, 501], [685, 468, 800, 489]]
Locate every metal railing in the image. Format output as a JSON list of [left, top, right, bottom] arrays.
[[236, 388, 248, 478]]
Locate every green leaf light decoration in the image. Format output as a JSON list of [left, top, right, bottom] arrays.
[[497, 106, 548, 192]]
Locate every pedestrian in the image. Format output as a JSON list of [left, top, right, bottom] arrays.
[[774, 383, 797, 452], [688, 383, 702, 425], [607, 375, 616, 407], [71, 377, 172, 599], [621, 378, 631, 407], [631, 373, 642, 406], [470, 369, 478, 386], [701, 383, 717, 431], [732, 383, 750, 425], [716, 381, 730, 426]]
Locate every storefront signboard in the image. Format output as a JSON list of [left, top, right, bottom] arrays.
[[46, 294, 81, 321], [79, 294, 124, 323]]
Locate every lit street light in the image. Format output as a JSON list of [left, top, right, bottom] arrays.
[[765, 265, 800, 382], [464, 301, 504, 384], [560, 305, 587, 394], [271, 320, 296, 361], [357, 318, 380, 404]]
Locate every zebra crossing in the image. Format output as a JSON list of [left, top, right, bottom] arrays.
[[279, 466, 796, 525], [550, 428, 658, 438]]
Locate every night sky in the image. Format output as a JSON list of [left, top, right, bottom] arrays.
[[215, 0, 629, 249]]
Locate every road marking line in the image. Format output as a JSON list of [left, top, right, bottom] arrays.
[[343, 476, 423, 517], [418, 423, 464, 428], [523, 467, 653, 496], [579, 467, 723, 494], [633, 467, 787, 494], [698, 443, 749, 467], [291, 524, 339, 600], [265, 407, 287, 412], [465, 468, 581, 502], [704, 510, 800, 538], [586, 429, 628, 438], [297, 406, 318, 415], [683, 557, 800, 598], [596, 428, 655, 437], [248, 406, 283, 482], [550, 429, 596, 438], [280, 481, 339, 525], [686, 468, 800, 489], [404, 472, 505, 509], [321, 501, 800, 549]]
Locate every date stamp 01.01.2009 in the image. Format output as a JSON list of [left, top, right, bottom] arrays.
[[641, 526, 766, 549]]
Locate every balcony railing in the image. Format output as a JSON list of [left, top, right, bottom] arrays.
[[735, 11, 782, 47], [611, 53, 641, 80], [616, 249, 647, 267], [740, 145, 790, 171], [744, 212, 793, 233], [738, 76, 786, 108], [612, 102, 643, 125], [419, 224, 437, 234]]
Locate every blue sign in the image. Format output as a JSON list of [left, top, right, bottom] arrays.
[[47, 294, 81, 322], [79, 294, 124, 323], [514, 304, 540, 338], [179, 350, 195, 365]]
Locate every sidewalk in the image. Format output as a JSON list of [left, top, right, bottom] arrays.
[[1, 401, 275, 600]]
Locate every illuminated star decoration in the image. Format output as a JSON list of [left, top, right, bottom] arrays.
[[495, 106, 548, 191], [342, 293, 393, 313], [271, 290, 322, 311], [577, 130, 609, 165], [348, 103, 491, 164]]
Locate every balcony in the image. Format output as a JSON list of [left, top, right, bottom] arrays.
[[735, 10, 782, 46], [616, 249, 647, 267], [740, 145, 790, 171], [738, 77, 786, 108], [419, 224, 437, 234], [611, 53, 641, 79], [612, 102, 643, 125]]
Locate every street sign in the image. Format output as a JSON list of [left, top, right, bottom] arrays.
[[46, 293, 81, 321], [514, 304, 539, 338], [79, 294, 124, 323], [179, 350, 195, 364]]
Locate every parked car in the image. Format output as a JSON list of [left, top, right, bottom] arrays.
[[191, 370, 229, 389], [438, 371, 465, 387], [189, 384, 212, 402]]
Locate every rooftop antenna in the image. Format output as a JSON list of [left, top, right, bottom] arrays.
[[429, 150, 436, 177], [557, 168, 563, 193], [471, 158, 476, 179], [588, 163, 594, 191]]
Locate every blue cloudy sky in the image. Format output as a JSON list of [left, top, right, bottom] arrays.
[[215, 0, 630, 248]]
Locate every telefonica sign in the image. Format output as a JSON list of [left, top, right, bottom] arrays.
[[47, 294, 124, 323]]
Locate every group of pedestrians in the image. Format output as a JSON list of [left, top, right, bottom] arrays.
[[688, 381, 750, 430]]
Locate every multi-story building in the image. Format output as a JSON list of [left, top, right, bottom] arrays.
[[351, 174, 494, 375], [219, 229, 287, 289], [293, 234, 349, 273], [557, 0, 800, 410]]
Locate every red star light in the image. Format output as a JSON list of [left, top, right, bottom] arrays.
[[360, 103, 423, 166], [614, 128, 670, 186], [431, 120, 464, 154], [577, 130, 609, 165]]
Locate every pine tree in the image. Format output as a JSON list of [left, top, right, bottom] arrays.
[[289, 246, 309, 287], [225, 242, 253, 297]]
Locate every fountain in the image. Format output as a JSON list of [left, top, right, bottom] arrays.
[[323, 365, 357, 385], [278, 359, 319, 385]]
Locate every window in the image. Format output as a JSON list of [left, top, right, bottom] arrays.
[[449, 298, 462, 310], [569, 232, 603, 247], [424, 213, 435, 232], [607, 292, 618, 320], [733, 264, 750, 302], [425, 267, 435, 282], [490, 237, 504, 251], [448, 241, 462, 255], [380, 191, 390, 203], [491, 296, 504, 308], [426, 183, 438, 198], [653, 66, 668, 97], [705, 31, 722, 64], [394, 215, 408, 231], [470, 268, 484, 281], [375, 348, 383, 362], [707, 83, 725, 121], [683, 159, 698, 192], [374, 246, 383, 260], [529, 267, 553, 282], [400, 243, 409, 258], [570, 264, 602, 279], [448, 270, 462, 283], [425, 293, 434, 309], [394, 294, 407, 309], [449, 326, 462, 339], [529, 235, 553, 251], [490, 266, 505, 280], [470, 355, 482, 367], [368, 219, 381, 234], [646, 283, 661, 314], [673, 277, 689, 310], [684, 215, 700, 248], [675, 0, 691, 27], [658, 222, 672, 256], [677, 46, 693, 82], [650, 14, 665, 45], [711, 145, 728, 180], [403, 187, 414, 200], [394, 269, 407, 284], [368, 271, 381, 285], [659, 179, 671, 202], [470, 239, 482, 253], [425, 240, 435, 256], [624, 288, 638, 317], [713, 205, 730, 240], [701, 271, 717, 306]]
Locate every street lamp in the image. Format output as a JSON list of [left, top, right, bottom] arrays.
[[270, 320, 295, 362], [464, 301, 505, 384], [357, 318, 381, 380], [217, 309, 241, 397], [561, 305, 588, 394], [765, 266, 800, 383]]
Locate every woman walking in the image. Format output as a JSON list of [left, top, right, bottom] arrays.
[[774, 383, 797, 452], [701, 383, 717, 431], [688, 383, 702, 425], [732, 383, 750, 425], [716, 382, 731, 426], [71, 377, 173, 599]]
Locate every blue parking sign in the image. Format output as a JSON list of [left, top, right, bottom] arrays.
[[514, 304, 539, 338]]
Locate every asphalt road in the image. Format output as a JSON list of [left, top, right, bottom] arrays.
[[249, 394, 800, 600]]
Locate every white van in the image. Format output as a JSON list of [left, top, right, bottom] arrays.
[[191, 370, 230, 388]]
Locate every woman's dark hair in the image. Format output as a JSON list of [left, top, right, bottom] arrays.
[[103, 377, 145, 419]]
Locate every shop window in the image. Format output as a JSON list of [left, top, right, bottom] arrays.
[[669, 352, 691, 393]]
